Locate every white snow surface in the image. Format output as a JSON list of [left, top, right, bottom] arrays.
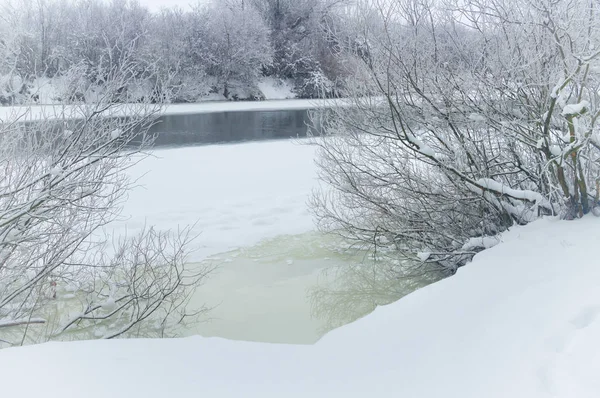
[[110, 128, 123, 139], [109, 140, 319, 261], [257, 77, 296, 100], [562, 100, 590, 116], [416, 251, 431, 262], [476, 178, 547, 204], [1, 216, 599, 397], [163, 98, 346, 115], [406, 132, 436, 157], [468, 112, 486, 121], [461, 235, 500, 250], [550, 144, 562, 157], [48, 166, 63, 177]]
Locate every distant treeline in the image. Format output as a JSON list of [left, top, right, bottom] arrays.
[[0, 0, 367, 104]]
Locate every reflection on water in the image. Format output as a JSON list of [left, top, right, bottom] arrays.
[[181, 232, 446, 344], [18, 108, 330, 150], [181, 232, 340, 344], [0, 232, 445, 347], [310, 253, 445, 334]]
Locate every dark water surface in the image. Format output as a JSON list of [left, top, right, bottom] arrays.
[[150, 109, 323, 148], [13, 107, 328, 150]]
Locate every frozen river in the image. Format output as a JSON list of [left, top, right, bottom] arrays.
[[113, 139, 347, 344], [112, 133, 439, 344], [0, 102, 438, 346]]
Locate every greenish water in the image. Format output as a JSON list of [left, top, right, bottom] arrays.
[[0, 231, 444, 347], [182, 232, 444, 344]]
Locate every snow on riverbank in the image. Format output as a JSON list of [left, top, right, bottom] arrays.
[[162, 98, 343, 115], [110, 140, 319, 262], [257, 77, 296, 100], [2, 215, 599, 397], [0, 98, 347, 122]]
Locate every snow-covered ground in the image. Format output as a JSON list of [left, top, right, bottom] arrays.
[[257, 77, 296, 100], [1, 215, 598, 397], [110, 140, 318, 262]]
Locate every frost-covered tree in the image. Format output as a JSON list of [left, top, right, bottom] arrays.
[[56, 0, 151, 85], [0, 0, 359, 103], [253, 0, 357, 97], [0, 50, 211, 346], [0, 7, 27, 105], [0, 0, 158, 104], [185, 2, 273, 99], [311, 0, 600, 272], [140, 7, 194, 102]]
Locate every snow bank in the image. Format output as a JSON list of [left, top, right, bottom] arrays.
[[461, 235, 500, 250], [162, 98, 346, 115], [0, 98, 348, 122], [2, 216, 599, 397]]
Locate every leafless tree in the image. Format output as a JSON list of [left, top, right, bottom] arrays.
[[310, 0, 600, 272], [186, 1, 274, 99], [0, 46, 212, 346]]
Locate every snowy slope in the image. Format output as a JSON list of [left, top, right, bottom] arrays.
[[1, 216, 599, 397]]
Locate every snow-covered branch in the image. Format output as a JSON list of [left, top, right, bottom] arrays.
[[0, 49, 212, 347], [309, 0, 600, 272]]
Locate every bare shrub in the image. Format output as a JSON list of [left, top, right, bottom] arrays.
[[0, 48, 211, 346], [310, 0, 600, 271]]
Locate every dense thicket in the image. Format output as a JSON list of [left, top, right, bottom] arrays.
[[0, 0, 356, 104], [311, 0, 600, 272]]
